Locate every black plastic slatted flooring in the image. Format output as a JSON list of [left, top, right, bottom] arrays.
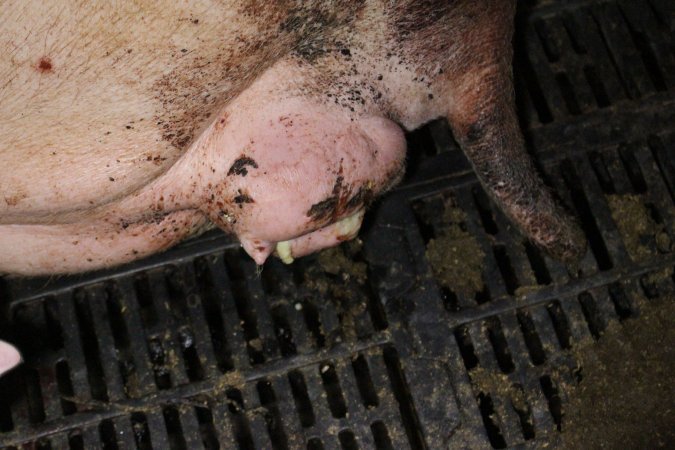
[[1, 0, 673, 448]]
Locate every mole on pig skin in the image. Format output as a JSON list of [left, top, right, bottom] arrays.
[[36, 56, 53, 73], [0, 0, 585, 277]]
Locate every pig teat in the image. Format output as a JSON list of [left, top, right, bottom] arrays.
[[241, 208, 367, 265]]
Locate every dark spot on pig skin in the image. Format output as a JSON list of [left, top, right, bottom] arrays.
[[234, 189, 254, 205], [146, 154, 168, 165], [36, 57, 53, 73], [307, 175, 373, 224], [4, 193, 26, 206], [307, 196, 339, 223], [227, 156, 259, 177], [307, 175, 344, 222], [132, 211, 171, 226], [279, 2, 365, 61], [391, 0, 452, 37], [279, 116, 294, 127], [344, 185, 373, 211], [280, 7, 333, 61], [214, 112, 230, 131], [464, 119, 489, 145]]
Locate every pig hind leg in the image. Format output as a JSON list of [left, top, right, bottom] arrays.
[[446, 37, 586, 263]]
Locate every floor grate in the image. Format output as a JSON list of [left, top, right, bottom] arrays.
[[1, 0, 674, 448]]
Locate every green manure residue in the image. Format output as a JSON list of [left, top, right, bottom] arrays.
[[426, 205, 485, 298], [606, 194, 672, 263]]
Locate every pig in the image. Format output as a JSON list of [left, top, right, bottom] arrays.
[[0, 1, 585, 276], [0, 340, 21, 376]]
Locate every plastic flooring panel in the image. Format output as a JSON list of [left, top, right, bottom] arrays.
[[1, 0, 674, 448]]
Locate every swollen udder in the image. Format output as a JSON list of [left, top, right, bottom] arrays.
[[189, 61, 408, 265], [265, 115, 407, 265]]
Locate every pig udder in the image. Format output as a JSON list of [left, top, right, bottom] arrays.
[[187, 61, 408, 265]]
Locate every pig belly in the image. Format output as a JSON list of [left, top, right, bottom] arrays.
[[0, 1, 291, 221], [0, 212, 208, 274]]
